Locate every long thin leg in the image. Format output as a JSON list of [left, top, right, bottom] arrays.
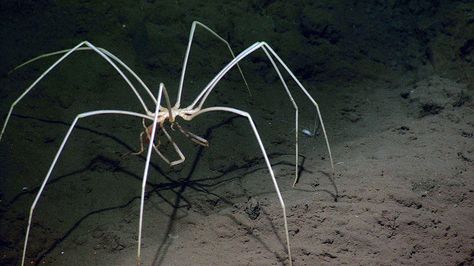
[[126, 119, 151, 156], [150, 83, 187, 166], [130, 122, 184, 166], [129, 131, 147, 155], [262, 43, 334, 184], [127, 115, 187, 166], [21, 110, 152, 266], [8, 46, 158, 106], [260, 47, 299, 187], [1, 41, 154, 142], [160, 83, 174, 122], [172, 122, 209, 147], [175, 21, 250, 108], [187, 42, 301, 185], [160, 125, 186, 166], [189, 106, 293, 266], [188, 42, 334, 183], [137, 84, 163, 265], [187, 42, 260, 110]]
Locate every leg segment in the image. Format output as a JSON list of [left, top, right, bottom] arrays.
[[159, 125, 185, 166], [138, 125, 185, 167], [148, 83, 186, 166], [262, 43, 334, 184], [175, 21, 250, 108], [188, 42, 334, 185], [137, 84, 163, 265], [1, 41, 154, 142], [127, 112, 188, 167], [189, 106, 293, 266], [20, 110, 151, 266], [129, 131, 147, 156], [127, 119, 154, 156], [172, 121, 209, 147]]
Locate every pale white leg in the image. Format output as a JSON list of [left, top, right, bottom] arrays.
[[133, 123, 186, 167], [151, 83, 186, 166], [1, 41, 154, 142], [159, 125, 186, 166], [8, 46, 158, 105], [137, 124, 185, 167], [260, 47, 300, 187], [188, 42, 260, 109], [137, 84, 163, 265], [190, 106, 293, 266], [175, 21, 250, 108], [160, 83, 174, 122], [132, 122, 186, 167], [173, 122, 209, 147], [262, 43, 334, 180], [188, 42, 334, 183], [20, 110, 152, 266], [187, 43, 300, 186], [133, 124, 185, 167]]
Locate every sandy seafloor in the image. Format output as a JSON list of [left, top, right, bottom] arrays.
[[0, 1, 473, 265]]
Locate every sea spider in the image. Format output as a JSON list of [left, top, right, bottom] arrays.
[[1, 21, 334, 266]]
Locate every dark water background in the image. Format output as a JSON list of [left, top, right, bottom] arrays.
[[0, 1, 472, 265]]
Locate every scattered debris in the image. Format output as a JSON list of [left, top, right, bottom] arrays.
[[244, 197, 261, 220]]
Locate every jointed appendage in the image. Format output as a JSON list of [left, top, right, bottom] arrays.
[[187, 41, 335, 185], [172, 121, 209, 147], [2, 21, 335, 266]]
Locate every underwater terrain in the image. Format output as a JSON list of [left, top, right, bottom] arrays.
[[0, 0, 473, 265]]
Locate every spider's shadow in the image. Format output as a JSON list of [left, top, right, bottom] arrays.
[[5, 114, 309, 265]]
